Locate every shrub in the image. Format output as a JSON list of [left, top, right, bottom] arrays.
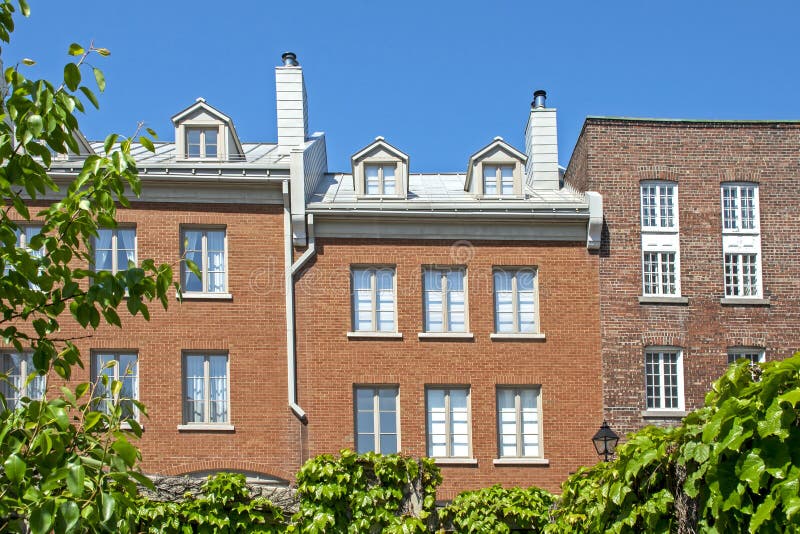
[[438, 484, 555, 533]]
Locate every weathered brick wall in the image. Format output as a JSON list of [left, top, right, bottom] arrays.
[[34, 201, 301, 482], [565, 119, 800, 436], [293, 238, 602, 497]]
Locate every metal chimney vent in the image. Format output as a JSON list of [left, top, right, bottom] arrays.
[[281, 52, 299, 67], [532, 89, 547, 109]]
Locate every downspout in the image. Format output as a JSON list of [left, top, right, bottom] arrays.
[[283, 180, 314, 423]]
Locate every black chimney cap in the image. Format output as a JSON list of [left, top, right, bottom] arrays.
[[533, 89, 547, 98], [281, 52, 299, 66]]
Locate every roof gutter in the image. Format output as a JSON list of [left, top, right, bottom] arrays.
[[283, 181, 315, 424]]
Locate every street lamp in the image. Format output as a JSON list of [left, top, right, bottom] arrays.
[[592, 421, 619, 462]]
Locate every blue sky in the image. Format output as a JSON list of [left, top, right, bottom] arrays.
[[5, 1, 799, 171]]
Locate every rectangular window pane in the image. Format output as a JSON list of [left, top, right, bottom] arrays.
[[447, 270, 466, 333], [187, 129, 201, 158], [483, 165, 497, 195], [185, 355, 205, 423], [641, 185, 657, 227], [500, 166, 514, 195], [424, 270, 443, 332], [365, 165, 380, 195], [740, 186, 756, 230], [382, 165, 396, 195], [204, 129, 218, 158], [645, 350, 682, 410]]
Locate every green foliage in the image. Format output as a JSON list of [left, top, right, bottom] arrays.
[[133, 473, 287, 533], [548, 354, 800, 533], [290, 449, 442, 533], [438, 484, 555, 533]]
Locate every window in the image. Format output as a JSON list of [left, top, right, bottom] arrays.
[[721, 184, 762, 299], [0, 353, 46, 409], [426, 387, 470, 458], [93, 228, 136, 274], [644, 349, 684, 410], [493, 269, 537, 334], [354, 386, 399, 454], [483, 165, 514, 196], [92, 352, 138, 420], [352, 267, 396, 332], [5, 225, 44, 286], [183, 353, 229, 424], [364, 164, 397, 196], [181, 228, 227, 294], [640, 182, 681, 297], [423, 268, 466, 332], [497, 387, 541, 458], [186, 127, 218, 159], [727, 347, 765, 365]]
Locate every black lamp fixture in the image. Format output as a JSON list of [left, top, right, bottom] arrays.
[[592, 421, 619, 462]]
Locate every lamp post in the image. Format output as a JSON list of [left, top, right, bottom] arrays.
[[592, 421, 619, 462]]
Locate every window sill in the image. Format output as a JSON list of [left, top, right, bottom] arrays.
[[493, 458, 550, 466], [177, 424, 235, 432], [178, 292, 233, 301], [418, 332, 474, 340], [347, 331, 403, 339], [120, 421, 143, 431], [641, 410, 687, 419], [490, 333, 546, 341], [638, 296, 689, 305], [433, 458, 478, 466], [719, 297, 770, 306]]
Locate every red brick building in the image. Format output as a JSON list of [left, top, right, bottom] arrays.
[[564, 117, 800, 437]]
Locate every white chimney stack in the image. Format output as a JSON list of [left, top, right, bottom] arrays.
[[524, 90, 560, 190], [275, 52, 308, 151]]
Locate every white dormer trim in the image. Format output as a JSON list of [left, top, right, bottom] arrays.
[[464, 137, 527, 198], [351, 137, 409, 199], [171, 98, 245, 161]]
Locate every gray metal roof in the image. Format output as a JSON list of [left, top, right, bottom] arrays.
[[84, 142, 289, 167], [308, 172, 588, 212]]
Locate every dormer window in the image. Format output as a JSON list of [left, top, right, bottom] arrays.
[[186, 127, 218, 159], [465, 137, 527, 198], [365, 164, 397, 195], [351, 137, 409, 199], [483, 164, 514, 196]]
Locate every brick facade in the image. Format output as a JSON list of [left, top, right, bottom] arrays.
[[564, 119, 800, 437]]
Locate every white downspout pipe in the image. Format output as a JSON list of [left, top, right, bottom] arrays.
[[283, 180, 315, 423]]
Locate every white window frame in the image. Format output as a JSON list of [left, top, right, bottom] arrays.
[[496, 386, 543, 459], [180, 226, 228, 295], [426, 386, 472, 459], [727, 347, 765, 365], [721, 183, 762, 299], [182, 352, 230, 425], [91, 351, 139, 421], [354, 386, 400, 454], [7, 225, 44, 289], [351, 266, 397, 333], [185, 126, 219, 159], [640, 182, 681, 297], [0, 352, 46, 409], [363, 163, 398, 196], [493, 268, 539, 334], [92, 227, 137, 274], [423, 267, 468, 333], [644, 348, 684, 411], [482, 164, 515, 197]]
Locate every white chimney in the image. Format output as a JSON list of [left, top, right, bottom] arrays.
[[275, 52, 308, 151], [524, 90, 560, 190]]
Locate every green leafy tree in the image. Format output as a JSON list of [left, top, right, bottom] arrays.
[[0, 1, 175, 531], [437, 484, 555, 533]]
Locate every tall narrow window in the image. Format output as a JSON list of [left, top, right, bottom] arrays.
[[497, 387, 541, 458], [483, 165, 514, 196], [93, 228, 136, 274], [423, 268, 466, 332], [493, 269, 537, 333], [186, 127, 219, 158], [644, 348, 683, 411], [92, 352, 138, 421], [0, 353, 46, 409], [427, 387, 470, 458], [640, 182, 681, 297], [181, 228, 227, 294], [183, 353, 229, 424], [727, 347, 765, 365], [352, 267, 396, 332], [354, 386, 399, 454], [364, 164, 397, 196], [6, 226, 44, 288], [721, 184, 761, 298]]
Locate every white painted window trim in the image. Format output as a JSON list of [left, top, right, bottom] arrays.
[[363, 162, 398, 197], [92, 226, 137, 275], [492, 267, 540, 334], [90, 350, 140, 422], [644, 347, 685, 412], [350, 266, 397, 333], [181, 352, 231, 426], [422, 267, 468, 334], [496, 386, 544, 460], [184, 125, 222, 160], [727, 346, 765, 365], [640, 182, 681, 297], [640, 181, 679, 231], [481, 163, 519, 197], [641, 249, 681, 297], [426, 386, 473, 459], [0, 352, 46, 409], [354, 386, 400, 454], [721, 183, 762, 299], [180, 226, 229, 297]]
